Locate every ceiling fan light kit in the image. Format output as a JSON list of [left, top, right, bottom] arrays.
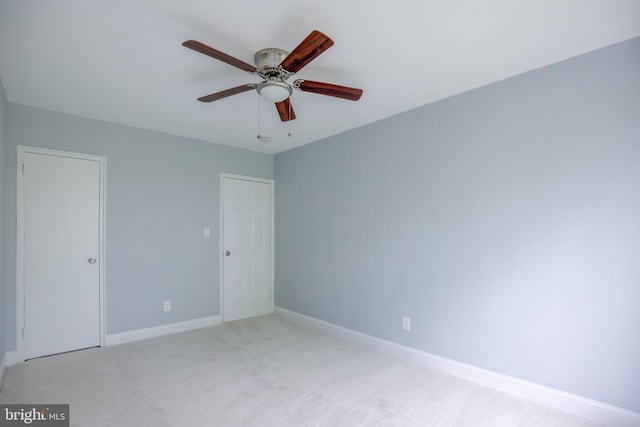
[[182, 30, 363, 122], [256, 80, 292, 103]]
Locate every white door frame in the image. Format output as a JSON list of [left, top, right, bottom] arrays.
[[16, 145, 107, 362], [219, 173, 274, 322]]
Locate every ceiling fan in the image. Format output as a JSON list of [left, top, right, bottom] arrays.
[[182, 30, 363, 122]]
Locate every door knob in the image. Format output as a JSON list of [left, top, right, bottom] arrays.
[[224, 250, 231, 256], [88, 257, 97, 264]]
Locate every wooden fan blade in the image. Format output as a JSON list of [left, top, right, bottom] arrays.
[[197, 85, 255, 102], [294, 79, 363, 101], [275, 98, 296, 121], [279, 30, 334, 74], [183, 40, 257, 73]]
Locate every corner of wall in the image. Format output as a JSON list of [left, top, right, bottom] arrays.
[[0, 75, 8, 384]]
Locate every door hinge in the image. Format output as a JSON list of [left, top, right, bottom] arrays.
[[22, 327, 25, 338], [21, 164, 25, 174]]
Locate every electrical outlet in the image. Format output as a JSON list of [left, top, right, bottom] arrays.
[[402, 316, 411, 331], [164, 300, 171, 312]]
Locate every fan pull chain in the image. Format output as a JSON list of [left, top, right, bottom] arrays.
[[288, 99, 292, 137], [256, 93, 261, 140], [256, 94, 270, 142]]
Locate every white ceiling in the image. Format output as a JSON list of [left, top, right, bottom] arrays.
[[1, 1, 639, 154]]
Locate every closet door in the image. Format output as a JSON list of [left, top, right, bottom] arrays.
[[222, 175, 273, 322], [20, 148, 104, 359]]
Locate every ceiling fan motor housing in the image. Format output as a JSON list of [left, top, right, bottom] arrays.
[[254, 48, 290, 78]]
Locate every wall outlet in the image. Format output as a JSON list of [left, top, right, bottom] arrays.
[[402, 316, 411, 331], [164, 300, 171, 312]]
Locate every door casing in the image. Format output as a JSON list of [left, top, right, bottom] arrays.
[[16, 145, 106, 362]]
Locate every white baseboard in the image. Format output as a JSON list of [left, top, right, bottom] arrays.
[[274, 307, 640, 427], [0, 351, 17, 391], [4, 351, 18, 367], [0, 353, 5, 389], [105, 315, 221, 347]]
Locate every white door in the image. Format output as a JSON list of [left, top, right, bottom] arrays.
[[222, 176, 273, 322], [20, 149, 103, 360]]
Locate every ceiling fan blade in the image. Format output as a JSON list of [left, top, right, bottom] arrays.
[[197, 84, 255, 102], [294, 79, 363, 101], [279, 30, 334, 74], [275, 98, 296, 122], [183, 40, 257, 73]]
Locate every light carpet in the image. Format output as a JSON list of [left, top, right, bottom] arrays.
[[0, 313, 604, 426]]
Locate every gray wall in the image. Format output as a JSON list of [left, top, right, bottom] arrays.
[[275, 37, 640, 412], [0, 78, 6, 366], [3, 104, 273, 350]]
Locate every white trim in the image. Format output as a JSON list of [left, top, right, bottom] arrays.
[[274, 307, 640, 427], [16, 146, 107, 362], [270, 179, 275, 315], [0, 354, 5, 387], [5, 352, 18, 366], [219, 173, 275, 322], [1, 351, 18, 389], [105, 315, 221, 346], [5, 351, 18, 366]]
